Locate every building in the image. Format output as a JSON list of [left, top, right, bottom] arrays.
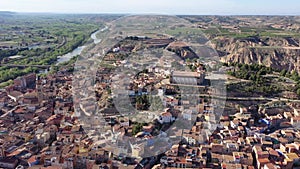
[[131, 144, 144, 158], [14, 73, 36, 89], [0, 146, 5, 157], [158, 112, 175, 124], [232, 152, 253, 166], [264, 163, 277, 169], [183, 109, 194, 121], [0, 157, 18, 169], [211, 144, 224, 153], [170, 71, 205, 86], [7, 90, 23, 102]]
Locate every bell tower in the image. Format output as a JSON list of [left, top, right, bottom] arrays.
[[36, 75, 46, 103], [0, 145, 6, 157]]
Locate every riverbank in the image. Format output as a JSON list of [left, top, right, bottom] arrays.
[[55, 26, 107, 66]]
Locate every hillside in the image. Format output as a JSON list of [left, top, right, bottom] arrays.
[[214, 36, 300, 72], [182, 15, 300, 73]]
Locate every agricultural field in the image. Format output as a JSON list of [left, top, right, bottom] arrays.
[[0, 13, 116, 84]]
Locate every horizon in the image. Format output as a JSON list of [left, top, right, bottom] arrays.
[[1, 0, 300, 16], [2, 11, 300, 17]]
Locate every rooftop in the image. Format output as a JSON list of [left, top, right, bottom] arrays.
[[171, 71, 203, 78]]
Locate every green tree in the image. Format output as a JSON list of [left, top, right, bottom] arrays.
[[297, 88, 300, 96], [291, 71, 300, 81], [132, 123, 147, 135], [280, 69, 287, 77]]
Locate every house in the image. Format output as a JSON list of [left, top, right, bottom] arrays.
[[0, 156, 18, 169], [285, 153, 300, 169], [164, 96, 179, 106], [221, 163, 242, 169], [46, 114, 64, 126], [257, 158, 270, 169], [13, 107, 34, 121], [0, 92, 9, 107], [119, 117, 130, 127], [183, 134, 197, 146], [183, 109, 193, 121], [211, 144, 223, 154], [291, 116, 300, 127], [11, 131, 32, 142], [232, 152, 253, 166], [21, 92, 38, 104], [14, 73, 36, 89], [35, 107, 53, 121], [40, 165, 63, 169], [286, 143, 300, 153], [27, 155, 40, 167], [143, 125, 153, 133], [226, 142, 239, 152], [7, 90, 23, 102], [264, 163, 277, 169], [171, 157, 193, 168], [131, 143, 144, 158], [268, 149, 281, 162], [158, 112, 175, 124], [35, 132, 50, 145]]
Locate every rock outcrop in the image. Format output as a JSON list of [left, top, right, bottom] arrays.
[[215, 36, 300, 72]]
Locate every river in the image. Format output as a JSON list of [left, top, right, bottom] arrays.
[[90, 26, 108, 44], [56, 26, 108, 65], [55, 46, 86, 64]]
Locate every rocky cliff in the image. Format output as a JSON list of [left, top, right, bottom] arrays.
[[214, 36, 300, 72]]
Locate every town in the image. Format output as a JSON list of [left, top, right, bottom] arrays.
[[0, 30, 299, 169]]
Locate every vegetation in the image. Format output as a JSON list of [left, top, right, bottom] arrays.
[[166, 27, 204, 36], [0, 14, 104, 83], [225, 62, 300, 97], [149, 96, 164, 112], [285, 71, 300, 96], [135, 95, 151, 110], [0, 48, 25, 59], [226, 63, 282, 96], [132, 122, 148, 135], [226, 63, 273, 84], [0, 67, 39, 83], [0, 80, 13, 88], [49, 55, 80, 74]]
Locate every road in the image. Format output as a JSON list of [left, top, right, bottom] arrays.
[[0, 64, 51, 68], [199, 93, 300, 102]]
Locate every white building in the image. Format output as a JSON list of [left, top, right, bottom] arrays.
[[158, 112, 175, 124], [183, 110, 193, 121], [170, 71, 205, 85]]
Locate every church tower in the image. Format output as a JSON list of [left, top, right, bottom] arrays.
[[0, 146, 6, 157]]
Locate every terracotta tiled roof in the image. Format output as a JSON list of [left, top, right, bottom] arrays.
[[161, 112, 172, 117]]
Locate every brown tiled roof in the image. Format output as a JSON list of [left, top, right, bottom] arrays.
[[8, 91, 23, 98], [14, 107, 27, 114], [161, 112, 172, 117], [264, 163, 277, 169], [258, 158, 270, 164], [268, 149, 280, 157], [27, 155, 37, 164], [169, 41, 188, 48]]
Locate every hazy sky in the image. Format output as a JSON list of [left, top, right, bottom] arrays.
[[1, 0, 300, 15]]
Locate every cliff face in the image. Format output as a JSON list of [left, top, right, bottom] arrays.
[[215, 36, 300, 72]]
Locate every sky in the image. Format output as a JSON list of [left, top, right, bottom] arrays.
[[1, 0, 300, 15]]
